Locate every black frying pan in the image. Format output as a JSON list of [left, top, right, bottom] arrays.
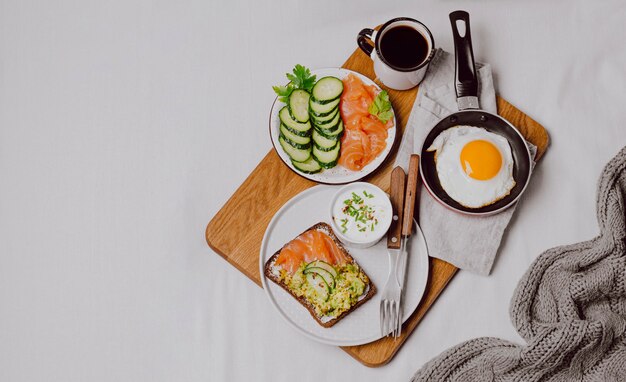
[[419, 11, 532, 216]]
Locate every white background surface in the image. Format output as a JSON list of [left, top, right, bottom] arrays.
[[0, 1, 624, 381]]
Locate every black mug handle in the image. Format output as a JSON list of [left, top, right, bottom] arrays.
[[357, 28, 375, 57], [449, 11, 478, 101]]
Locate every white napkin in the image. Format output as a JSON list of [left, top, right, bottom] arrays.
[[394, 49, 536, 275]]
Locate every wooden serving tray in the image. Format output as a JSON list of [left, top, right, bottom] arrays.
[[206, 48, 549, 367]]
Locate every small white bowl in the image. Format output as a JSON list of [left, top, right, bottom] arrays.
[[329, 182, 393, 249]]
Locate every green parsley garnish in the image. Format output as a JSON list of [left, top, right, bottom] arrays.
[[272, 64, 316, 103], [368, 90, 393, 123]]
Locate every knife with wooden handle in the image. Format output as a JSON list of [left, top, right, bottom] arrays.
[[399, 154, 420, 287], [402, 155, 421, 237], [387, 166, 406, 249]]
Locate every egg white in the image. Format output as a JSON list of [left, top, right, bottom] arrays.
[[427, 126, 516, 208]]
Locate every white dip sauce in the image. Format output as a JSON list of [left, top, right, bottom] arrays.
[[332, 188, 390, 242]]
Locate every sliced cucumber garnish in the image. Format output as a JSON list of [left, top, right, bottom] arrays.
[[304, 267, 335, 289], [279, 135, 311, 162], [282, 123, 310, 138], [310, 98, 340, 116], [279, 106, 311, 135], [312, 141, 340, 168], [305, 260, 338, 279], [289, 89, 310, 123], [280, 124, 311, 145], [280, 133, 311, 150], [311, 77, 344, 103], [312, 109, 341, 129], [314, 121, 344, 138], [306, 272, 330, 301], [291, 157, 322, 174], [276, 75, 346, 175], [312, 129, 338, 151], [311, 107, 339, 124]]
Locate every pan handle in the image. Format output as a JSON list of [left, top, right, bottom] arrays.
[[449, 11, 479, 110]]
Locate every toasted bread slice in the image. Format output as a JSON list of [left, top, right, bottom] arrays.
[[264, 222, 377, 328]]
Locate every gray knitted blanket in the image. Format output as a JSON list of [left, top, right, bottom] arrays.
[[412, 146, 626, 382]]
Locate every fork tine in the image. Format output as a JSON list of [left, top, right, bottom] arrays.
[[388, 302, 393, 338], [390, 301, 395, 337], [387, 301, 391, 337], [393, 302, 399, 338], [385, 300, 390, 337], [385, 300, 391, 336], [396, 301, 402, 338], [384, 301, 388, 337]]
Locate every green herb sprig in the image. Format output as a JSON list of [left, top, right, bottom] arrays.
[[272, 64, 316, 103], [368, 90, 393, 123]]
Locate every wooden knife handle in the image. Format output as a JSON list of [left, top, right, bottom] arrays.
[[402, 155, 420, 237], [387, 166, 406, 249]]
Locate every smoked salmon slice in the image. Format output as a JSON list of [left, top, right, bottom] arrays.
[[338, 74, 394, 171], [275, 228, 349, 275]]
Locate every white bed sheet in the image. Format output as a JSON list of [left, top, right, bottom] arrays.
[[0, 0, 625, 381]]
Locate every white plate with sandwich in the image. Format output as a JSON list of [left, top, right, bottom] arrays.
[[259, 185, 429, 346]]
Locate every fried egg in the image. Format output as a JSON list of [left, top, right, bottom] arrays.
[[427, 126, 516, 208]]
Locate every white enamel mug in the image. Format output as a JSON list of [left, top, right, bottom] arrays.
[[357, 17, 435, 90]]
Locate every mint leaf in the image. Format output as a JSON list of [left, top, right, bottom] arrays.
[[368, 90, 393, 123]]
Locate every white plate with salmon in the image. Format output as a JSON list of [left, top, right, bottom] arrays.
[[270, 66, 396, 184], [259, 185, 429, 346]]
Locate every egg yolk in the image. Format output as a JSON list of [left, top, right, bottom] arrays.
[[460, 140, 502, 180]]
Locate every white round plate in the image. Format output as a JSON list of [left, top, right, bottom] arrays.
[[269, 68, 397, 185], [259, 185, 429, 346]]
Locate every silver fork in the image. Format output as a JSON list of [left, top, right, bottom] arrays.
[[380, 166, 406, 338], [380, 235, 405, 338]]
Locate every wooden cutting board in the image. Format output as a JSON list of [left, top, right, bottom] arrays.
[[205, 48, 549, 367]]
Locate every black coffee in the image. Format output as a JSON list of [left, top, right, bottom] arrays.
[[379, 26, 429, 69]]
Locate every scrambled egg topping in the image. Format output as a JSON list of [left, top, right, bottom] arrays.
[[280, 263, 369, 318]]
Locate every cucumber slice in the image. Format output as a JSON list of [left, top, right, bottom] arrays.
[[312, 141, 340, 168], [279, 135, 311, 162], [311, 77, 344, 102], [304, 267, 335, 289], [305, 260, 338, 279], [282, 123, 310, 138], [315, 121, 344, 138], [306, 272, 330, 301], [280, 124, 311, 145], [279, 106, 311, 135], [311, 107, 339, 124], [310, 98, 340, 116], [289, 89, 310, 123], [313, 110, 341, 130], [312, 129, 338, 151], [280, 133, 311, 150], [291, 157, 322, 174]]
